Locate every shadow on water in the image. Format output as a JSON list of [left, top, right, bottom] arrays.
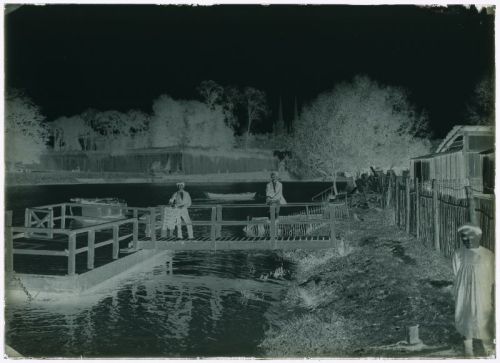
[[6, 250, 293, 357]]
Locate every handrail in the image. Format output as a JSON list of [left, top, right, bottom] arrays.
[[311, 186, 335, 201], [8, 216, 139, 276]]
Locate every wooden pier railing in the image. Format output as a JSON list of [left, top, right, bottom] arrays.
[[7, 215, 138, 276], [7, 201, 348, 276]]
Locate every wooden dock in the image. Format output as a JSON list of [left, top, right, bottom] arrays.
[[5, 201, 348, 293]]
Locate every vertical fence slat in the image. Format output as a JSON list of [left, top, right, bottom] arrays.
[[432, 180, 440, 251], [405, 177, 410, 233]]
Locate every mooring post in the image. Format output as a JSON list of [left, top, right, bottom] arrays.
[[465, 186, 478, 226], [270, 205, 276, 246], [5, 211, 14, 274], [432, 179, 440, 252], [405, 177, 411, 234], [68, 233, 76, 276], [415, 178, 420, 239], [88, 230, 95, 269], [112, 225, 119, 259], [132, 218, 139, 250], [210, 206, 217, 243], [216, 205, 222, 238]]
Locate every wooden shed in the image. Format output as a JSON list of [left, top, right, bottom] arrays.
[[410, 125, 494, 193]]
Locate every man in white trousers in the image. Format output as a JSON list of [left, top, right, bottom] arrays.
[[169, 182, 194, 239], [266, 171, 286, 219]]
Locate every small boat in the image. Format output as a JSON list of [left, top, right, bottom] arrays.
[[69, 198, 126, 222], [205, 192, 256, 201]]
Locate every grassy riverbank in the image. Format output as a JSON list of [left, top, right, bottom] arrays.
[[261, 204, 473, 358]]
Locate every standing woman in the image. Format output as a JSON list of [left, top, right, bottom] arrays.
[[452, 224, 495, 357], [169, 182, 194, 239]]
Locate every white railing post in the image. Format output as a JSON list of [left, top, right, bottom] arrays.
[[112, 225, 119, 259], [132, 218, 139, 250], [210, 207, 217, 242], [6, 211, 14, 274], [68, 233, 76, 276], [270, 205, 276, 246], [88, 230, 95, 269]]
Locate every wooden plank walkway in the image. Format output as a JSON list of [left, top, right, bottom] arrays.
[[138, 235, 337, 251]]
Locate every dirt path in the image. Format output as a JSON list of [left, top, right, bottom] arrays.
[[260, 206, 479, 358]]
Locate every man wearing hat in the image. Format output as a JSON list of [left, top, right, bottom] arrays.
[[266, 171, 286, 219], [452, 224, 494, 357], [169, 182, 194, 239]]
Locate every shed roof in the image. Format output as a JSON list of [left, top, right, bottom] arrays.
[[435, 125, 494, 153]]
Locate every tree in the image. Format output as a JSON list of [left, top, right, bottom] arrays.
[[243, 87, 269, 149], [466, 74, 494, 125], [149, 94, 234, 149], [290, 75, 431, 194], [50, 115, 94, 151], [220, 85, 242, 130], [197, 80, 224, 110], [5, 90, 49, 165], [150, 95, 189, 148]]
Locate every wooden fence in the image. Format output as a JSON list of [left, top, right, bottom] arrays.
[[386, 176, 494, 257]]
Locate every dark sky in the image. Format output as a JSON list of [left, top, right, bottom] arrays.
[[5, 4, 495, 138]]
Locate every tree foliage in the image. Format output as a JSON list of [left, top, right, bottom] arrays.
[[290, 76, 431, 190], [50, 115, 93, 151], [5, 90, 49, 164], [243, 87, 269, 149], [149, 94, 234, 149], [466, 74, 495, 125]]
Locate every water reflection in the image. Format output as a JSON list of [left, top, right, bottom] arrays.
[[6, 250, 291, 357]]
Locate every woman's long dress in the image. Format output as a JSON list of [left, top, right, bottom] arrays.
[[452, 246, 494, 339]]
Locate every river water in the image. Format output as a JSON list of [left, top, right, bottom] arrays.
[[5, 182, 333, 357]]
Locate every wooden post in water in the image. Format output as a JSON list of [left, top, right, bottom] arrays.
[[432, 179, 440, 252], [415, 178, 420, 239], [68, 233, 76, 276], [5, 211, 13, 274], [216, 205, 222, 238], [465, 186, 478, 226], [87, 230, 95, 269], [132, 218, 139, 250], [210, 207, 217, 243], [405, 177, 411, 234], [112, 225, 119, 259]]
